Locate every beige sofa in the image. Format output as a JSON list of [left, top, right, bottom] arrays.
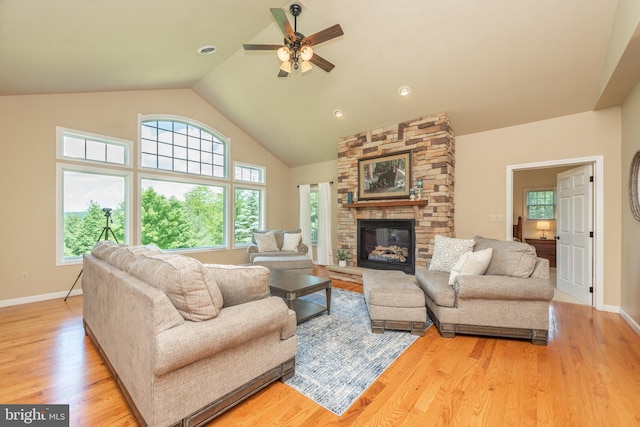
[[82, 241, 297, 427], [415, 236, 554, 345]]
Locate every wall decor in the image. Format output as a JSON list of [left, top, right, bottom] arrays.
[[358, 151, 411, 200], [629, 150, 640, 221]]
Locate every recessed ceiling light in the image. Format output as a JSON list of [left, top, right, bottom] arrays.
[[398, 85, 411, 96], [198, 45, 217, 55], [333, 109, 344, 118]]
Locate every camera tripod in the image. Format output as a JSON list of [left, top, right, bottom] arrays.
[[64, 208, 119, 302]]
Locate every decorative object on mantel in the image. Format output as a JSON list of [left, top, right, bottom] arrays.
[[334, 247, 353, 267], [409, 188, 415, 200], [358, 150, 412, 200], [628, 150, 640, 221], [347, 191, 353, 204]]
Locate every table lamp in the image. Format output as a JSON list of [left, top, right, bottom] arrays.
[[537, 221, 550, 239]]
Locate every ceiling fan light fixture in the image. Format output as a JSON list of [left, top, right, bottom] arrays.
[[398, 85, 411, 97], [300, 46, 314, 61], [280, 61, 292, 73], [301, 60, 312, 73], [277, 47, 291, 62]]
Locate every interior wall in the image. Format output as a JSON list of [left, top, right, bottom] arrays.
[[513, 166, 575, 239], [621, 81, 640, 327], [455, 108, 622, 307], [290, 159, 339, 261], [0, 89, 292, 302]]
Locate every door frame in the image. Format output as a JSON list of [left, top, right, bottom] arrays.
[[506, 156, 604, 310]]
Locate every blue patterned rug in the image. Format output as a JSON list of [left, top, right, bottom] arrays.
[[285, 288, 431, 416]]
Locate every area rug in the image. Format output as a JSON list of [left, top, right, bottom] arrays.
[[285, 288, 431, 416]]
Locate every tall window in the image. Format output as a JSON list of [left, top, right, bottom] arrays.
[[140, 179, 226, 249], [56, 128, 132, 264], [233, 163, 265, 245], [526, 189, 556, 220]]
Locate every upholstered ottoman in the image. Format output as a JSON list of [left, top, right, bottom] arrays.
[[252, 255, 313, 273], [362, 270, 428, 336]]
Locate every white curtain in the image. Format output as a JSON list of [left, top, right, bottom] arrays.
[[316, 182, 333, 265], [298, 184, 313, 260]]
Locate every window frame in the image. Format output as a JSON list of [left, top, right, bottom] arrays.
[[232, 184, 265, 247], [138, 114, 229, 180], [138, 174, 230, 252], [56, 126, 132, 166], [524, 188, 557, 221], [56, 163, 133, 266], [234, 162, 266, 185]]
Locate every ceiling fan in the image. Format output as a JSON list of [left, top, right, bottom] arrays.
[[243, 4, 343, 77]]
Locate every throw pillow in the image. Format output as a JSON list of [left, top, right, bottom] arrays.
[[428, 235, 476, 273], [254, 231, 280, 252], [281, 232, 302, 252], [448, 248, 493, 285]]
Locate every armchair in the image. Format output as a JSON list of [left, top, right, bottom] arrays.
[[415, 236, 554, 345]]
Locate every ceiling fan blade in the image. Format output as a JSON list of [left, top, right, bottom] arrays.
[[302, 24, 344, 46], [278, 69, 289, 78], [270, 8, 295, 38], [309, 54, 335, 73], [243, 44, 283, 51]]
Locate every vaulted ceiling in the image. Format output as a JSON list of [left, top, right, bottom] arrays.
[[1, 0, 634, 166]]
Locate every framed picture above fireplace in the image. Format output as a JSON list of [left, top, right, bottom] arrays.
[[358, 151, 412, 200]]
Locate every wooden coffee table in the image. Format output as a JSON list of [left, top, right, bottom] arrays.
[[269, 269, 331, 324]]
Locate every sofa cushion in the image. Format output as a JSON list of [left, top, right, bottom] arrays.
[[128, 252, 224, 321], [415, 267, 456, 307], [281, 232, 302, 251], [428, 235, 476, 273], [473, 236, 537, 278], [448, 248, 493, 285], [107, 245, 163, 271], [91, 240, 121, 260], [254, 231, 280, 252]]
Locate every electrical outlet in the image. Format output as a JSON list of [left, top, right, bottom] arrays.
[[21, 272, 29, 281]]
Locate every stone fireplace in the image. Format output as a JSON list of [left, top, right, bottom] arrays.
[[336, 112, 455, 277]]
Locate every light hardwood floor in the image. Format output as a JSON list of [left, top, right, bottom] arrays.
[[1, 270, 639, 426]]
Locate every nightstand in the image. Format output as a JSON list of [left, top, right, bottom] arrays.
[[525, 238, 556, 267]]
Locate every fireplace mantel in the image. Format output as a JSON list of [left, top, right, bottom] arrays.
[[343, 199, 427, 217]]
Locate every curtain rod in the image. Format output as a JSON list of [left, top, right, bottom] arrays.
[[297, 181, 333, 188]]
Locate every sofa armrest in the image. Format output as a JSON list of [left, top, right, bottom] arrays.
[[205, 264, 270, 307], [154, 297, 290, 376], [455, 274, 554, 302], [247, 244, 259, 255], [297, 243, 309, 254]]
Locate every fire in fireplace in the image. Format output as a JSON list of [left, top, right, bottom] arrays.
[[357, 219, 415, 274]]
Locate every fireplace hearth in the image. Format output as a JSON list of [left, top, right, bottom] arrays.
[[357, 219, 415, 274]]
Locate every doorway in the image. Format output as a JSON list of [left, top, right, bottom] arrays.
[[506, 156, 604, 310]]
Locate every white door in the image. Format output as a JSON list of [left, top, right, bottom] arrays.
[[556, 165, 593, 305]]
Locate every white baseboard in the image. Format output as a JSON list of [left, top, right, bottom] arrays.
[[620, 307, 640, 336], [602, 304, 620, 313], [0, 289, 83, 308]]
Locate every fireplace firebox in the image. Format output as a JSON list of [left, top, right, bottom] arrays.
[[357, 219, 415, 274]]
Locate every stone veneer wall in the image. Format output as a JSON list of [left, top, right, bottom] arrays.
[[337, 112, 455, 269]]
